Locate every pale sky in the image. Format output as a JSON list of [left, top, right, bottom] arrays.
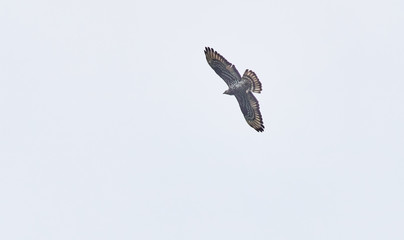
[[1, 0, 403, 239]]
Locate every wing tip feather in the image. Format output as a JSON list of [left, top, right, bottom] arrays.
[[246, 92, 265, 132]]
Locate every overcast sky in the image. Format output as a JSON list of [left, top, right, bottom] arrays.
[[1, 0, 403, 239]]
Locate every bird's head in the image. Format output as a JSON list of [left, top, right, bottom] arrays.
[[223, 89, 233, 95]]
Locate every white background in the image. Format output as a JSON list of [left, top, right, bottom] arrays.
[[1, 0, 403, 239]]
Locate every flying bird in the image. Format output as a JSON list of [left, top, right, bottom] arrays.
[[204, 47, 264, 132]]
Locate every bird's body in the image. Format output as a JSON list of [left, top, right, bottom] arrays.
[[204, 47, 264, 132], [224, 79, 252, 95]]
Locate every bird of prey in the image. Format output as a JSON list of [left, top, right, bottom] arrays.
[[204, 47, 264, 132]]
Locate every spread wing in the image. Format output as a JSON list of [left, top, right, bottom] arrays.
[[204, 47, 241, 87], [235, 92, 264, 132]]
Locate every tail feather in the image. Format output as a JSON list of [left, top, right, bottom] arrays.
[[242, 69, 262, 93]]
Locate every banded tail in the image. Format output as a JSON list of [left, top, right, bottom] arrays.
[[242, 69, 262, 93]]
